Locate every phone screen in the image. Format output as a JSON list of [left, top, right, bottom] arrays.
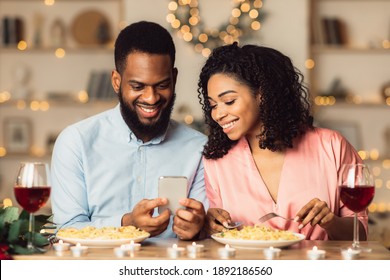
[[158, 176, 188, 214]]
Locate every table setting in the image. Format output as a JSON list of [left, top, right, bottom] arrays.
[[2, 162, 389, 260]]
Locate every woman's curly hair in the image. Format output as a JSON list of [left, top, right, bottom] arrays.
[[197, 43, 313, 160]]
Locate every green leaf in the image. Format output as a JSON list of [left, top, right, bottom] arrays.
[[0, 206, 52, 255], [19, 210, 29, 221], [7, 219, 25, 243], [35, 214, 52, 230], [10, 244, 41, 255], [33, 232, 49, 247], [2, 207, 19, 223], [0, 215, 6, 239], [46, 214, 54, 223]]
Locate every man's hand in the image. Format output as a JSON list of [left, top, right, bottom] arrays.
[[121, 198, 170, 237], [173, 198, 205, 240]]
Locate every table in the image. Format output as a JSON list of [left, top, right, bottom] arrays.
[[12, 238, 390, 260]]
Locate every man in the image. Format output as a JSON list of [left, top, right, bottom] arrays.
[[51, 21, 208, 240]]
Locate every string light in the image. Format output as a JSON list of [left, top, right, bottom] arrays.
[[44, 0, 55, 6], [55, 48, 66, 58], [167, 0, 266, 57], [0, 147, 6, 157], [0, 91, 11, 103], [17, 40, 27, 51]]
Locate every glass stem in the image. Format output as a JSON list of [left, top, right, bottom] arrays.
[[27, 212, 35, 250], [352, 212, 359, 249]]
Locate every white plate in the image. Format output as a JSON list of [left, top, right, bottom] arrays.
[[57, 233, 150, 248], [211, 233, 305, 249]]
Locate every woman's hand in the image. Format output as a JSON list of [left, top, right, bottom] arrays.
[[204, 208, 232, 235], [295, 198, 335, 230], [296, 198, 366, 240]]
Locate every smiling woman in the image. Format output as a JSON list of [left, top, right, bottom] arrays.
[[207, 73, 261, 140], [198, 42, 367, 242]]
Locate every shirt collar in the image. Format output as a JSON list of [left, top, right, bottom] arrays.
[[111, 104, 170, 145]]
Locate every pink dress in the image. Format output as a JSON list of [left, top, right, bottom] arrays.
[[204, 127, 368, 240]]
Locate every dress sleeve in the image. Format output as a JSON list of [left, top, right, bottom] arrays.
[[204, 159, 223, 209], [187, 158, 209, 211]]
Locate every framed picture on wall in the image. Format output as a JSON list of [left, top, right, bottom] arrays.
[[3, 117, 32, 154]]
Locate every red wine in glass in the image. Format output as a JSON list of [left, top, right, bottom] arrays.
[[14, 162, 51, 252], [338, 164, 375, 252], [339, 185, 375, 213], [14, 186, 51, 213]]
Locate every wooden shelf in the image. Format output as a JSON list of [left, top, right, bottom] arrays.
[[315, 102, 390, 108], [0, 45, 114, 53], [311, 45, 390, 54], [0, 99, 117, 108]]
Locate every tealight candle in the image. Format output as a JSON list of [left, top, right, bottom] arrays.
[[113, 245, 126, 258], [218, 244, 236, 259], [306, 246, 326, 260], [53, 240, 71, 252], [70, 243, 88, 257], [341, 248, 360, 260], [122, 240, 141, 252], [187, 242, 204, 254], [167, 244, 185, 258], [263, 246, 281, 260]]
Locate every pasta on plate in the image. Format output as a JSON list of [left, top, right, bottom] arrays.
[[57, 225, 149, 240], [217, 225, 300, 241]]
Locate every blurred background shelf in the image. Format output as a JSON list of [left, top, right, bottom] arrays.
[[311, 46, 390, 54], [0, 46, 115, 53]]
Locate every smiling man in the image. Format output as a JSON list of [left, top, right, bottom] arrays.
[[51, 21, 208, 240]]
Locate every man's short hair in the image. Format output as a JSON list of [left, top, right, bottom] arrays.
[[114, 21, 176, 74]]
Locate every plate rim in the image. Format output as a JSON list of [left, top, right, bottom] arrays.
[[211, 232, 305, 249], [57, 232, 150, 247]]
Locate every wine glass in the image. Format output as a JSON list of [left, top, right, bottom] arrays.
[[14, 162, 51, 251], [338, 163, 375, 252]]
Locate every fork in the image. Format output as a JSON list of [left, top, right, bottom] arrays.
[[224, 221, 243, 229], [216, 220, 243, 229], [258, 212, 295, 223]]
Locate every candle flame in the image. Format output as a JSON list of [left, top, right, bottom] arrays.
[[173, 244, 178, 249], [59, 240, 63, 244], [225, 244, 230, 249], [312, 246, 318, 251], [76, 243, 81, 247], [192, 242, 196, 246]]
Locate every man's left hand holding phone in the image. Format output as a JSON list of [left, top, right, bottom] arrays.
[[121, 176, 206, 240]]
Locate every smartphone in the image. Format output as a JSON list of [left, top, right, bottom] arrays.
[[158, 176, 188, 214]]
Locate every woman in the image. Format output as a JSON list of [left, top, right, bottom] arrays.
[[197, 43, 367, 240]]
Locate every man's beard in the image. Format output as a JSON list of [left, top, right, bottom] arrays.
[[118, 87, 175, 141]]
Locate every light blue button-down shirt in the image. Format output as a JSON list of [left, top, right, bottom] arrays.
[[51, 104, 208, 238]]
